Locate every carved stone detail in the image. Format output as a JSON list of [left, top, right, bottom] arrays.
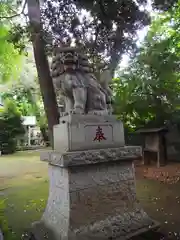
[[0, 229, 3, 240], [51, 45, 113, 115], [41, 146, 142, 167]]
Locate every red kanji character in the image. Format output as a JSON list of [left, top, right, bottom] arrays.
[[93, 126, 106, 142]]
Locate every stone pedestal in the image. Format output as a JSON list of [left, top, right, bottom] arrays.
[[0, 229, 3, 240], [32, 115, 159, 240]]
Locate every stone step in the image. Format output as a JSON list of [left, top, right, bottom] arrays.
[[26, 230, 168, 240], [131, 231, 168, 240]]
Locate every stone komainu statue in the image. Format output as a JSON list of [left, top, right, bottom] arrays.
[[51, 45, 113, 115]]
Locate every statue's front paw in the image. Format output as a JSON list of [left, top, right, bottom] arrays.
[[88, 110, 108, 115], [60, 112, 69, 117], [70, 108, 85, 114]]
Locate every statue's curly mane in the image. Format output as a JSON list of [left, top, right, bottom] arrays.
[[51, 46, 103, 90], [51, 47, 92, 76], [51, 45, 112, 115]]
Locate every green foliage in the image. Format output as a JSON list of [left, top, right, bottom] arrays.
[[41, 0, 178, 73], [0, 99, 25, 154], [0, 1, 24, 82], [0, 25, 22, 82], [0, 0, 179, 136], [1, 45, 47, 123], [1, 0, 177, 74], [0, 198, 17, 240], [2, 84, 38, 116], [1, 46, 49, 143], [113, 3, 180, 130], [2, 79, 48, 128]]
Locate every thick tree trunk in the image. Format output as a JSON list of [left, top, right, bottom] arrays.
[[27, 0, 59, 147], [109, 27, 123, 77]]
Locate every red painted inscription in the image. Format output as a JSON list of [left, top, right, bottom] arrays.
[[93, 126, 106, 142]]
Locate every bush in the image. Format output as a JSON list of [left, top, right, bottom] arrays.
[[0, 100, 25, 154]]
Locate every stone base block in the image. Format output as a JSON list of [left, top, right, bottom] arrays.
[[53, 114, 125, 152], [32, 212, 159, 240], [32, 147, 159, 240], [0, 229, 3, 240]]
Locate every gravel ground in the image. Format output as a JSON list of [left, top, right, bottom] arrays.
[[135, 162, 180, 239]]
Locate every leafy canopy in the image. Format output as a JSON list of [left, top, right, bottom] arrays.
[[41, 0, 178, 72], [0, 1, 23, 82], [1, 0, 178, 75], [113, 2, 180, 130]]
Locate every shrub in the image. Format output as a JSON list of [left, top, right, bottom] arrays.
[[0, 100, 25, 154]]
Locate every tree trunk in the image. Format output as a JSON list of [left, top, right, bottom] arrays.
[[27, 0, 59, 148], [109, 54, 120, 77], [40, 127, 50, 146], [109, 27, 123, 77]]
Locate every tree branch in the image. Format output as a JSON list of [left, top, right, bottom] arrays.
[[0, 0, 27, 19]]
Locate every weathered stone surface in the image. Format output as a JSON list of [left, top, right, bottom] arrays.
[[48, 162, 135, 191], [32, 212, 159, 240], [53, 118, 125, 152], [41, 146, 142, 167], [0, 229, 3, 240], [51, 45, 113, 115], [59, 114, 116, 124], [71, 209, 158, 239], [69, 163, 135, 191], [33, 115, 158, 240], [48, 166, 68, 189], [33, 159, 159, 240], [69, 180, 137, 228]]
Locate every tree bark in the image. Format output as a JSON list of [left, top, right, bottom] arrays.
[[40, 127, 50, 146], [109, 52, 120, 77], [109, 27, 123, 77], [27, 0, 59, 147]]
